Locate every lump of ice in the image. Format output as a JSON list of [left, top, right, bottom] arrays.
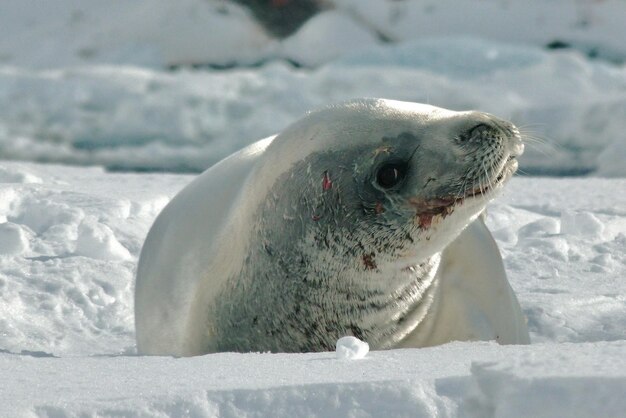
[[335, 336, 369, 360], [0, 222, 30, 255], [74, 217, 132, 261]]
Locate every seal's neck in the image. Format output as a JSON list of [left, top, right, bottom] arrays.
[[351, 253, 441, 349]]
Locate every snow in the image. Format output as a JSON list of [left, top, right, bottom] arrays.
[[460, 342, 626, 418], [281, 11, 380, 67], [3, 0, 626, 69], [335, 336, 370, 360], [0, 0, 271, 69], [0, 162, 624, 415], [1, 40, 626, 174], [1, 340, 624, 416], [1, 0, 626, 416], [0, 1, 625, 175]]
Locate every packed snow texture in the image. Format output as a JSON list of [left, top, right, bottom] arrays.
[[0, 0, 625, 175], [0, 162, 624, 416], [2, 342, 625, 418]]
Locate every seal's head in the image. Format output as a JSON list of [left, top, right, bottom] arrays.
[[255, 98, 523, 267], [212, 99, 524, 352]]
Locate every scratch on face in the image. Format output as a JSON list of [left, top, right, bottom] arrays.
[[408, 196, 458, 230], [362, 252, 377, 270], [417, 214, 433, 229], [375, 201, 385, 214], [372, 145, 393, 157]]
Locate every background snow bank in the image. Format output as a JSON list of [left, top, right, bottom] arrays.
[[0, 161, 624, 416], [2, 39, 626, 175], [2, 0, 626, 69], [0, 0, 625, 175], [0, 0, 271, 69]]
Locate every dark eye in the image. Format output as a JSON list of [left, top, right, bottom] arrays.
[[376, 162, 407, 189]]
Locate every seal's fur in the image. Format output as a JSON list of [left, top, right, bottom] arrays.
[[135, 99, 529, 356]]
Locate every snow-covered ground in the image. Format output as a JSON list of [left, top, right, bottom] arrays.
[[2, 341, 625, 417], [0, 162, 624, 416], [1, 0, 626, 416]]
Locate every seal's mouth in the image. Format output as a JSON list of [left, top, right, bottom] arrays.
[[409, 155, 518, 228], [466, 155, 518, 198]]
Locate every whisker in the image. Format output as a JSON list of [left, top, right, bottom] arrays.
[[516, 122, 548, 131], [518, 128, 561, 156], [480, 162, 490, 195], [407, 144, 421, 162]]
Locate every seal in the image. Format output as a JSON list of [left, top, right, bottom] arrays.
[[135, 98, 530, 356]]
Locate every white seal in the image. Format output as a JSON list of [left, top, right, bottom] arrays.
[[135, 98, 530, 356]]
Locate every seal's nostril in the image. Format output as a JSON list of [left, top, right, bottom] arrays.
[[457, 123, 496, 145], [468, 123, 493, 139]]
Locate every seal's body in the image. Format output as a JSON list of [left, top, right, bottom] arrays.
[[135, 99, 529, 356]]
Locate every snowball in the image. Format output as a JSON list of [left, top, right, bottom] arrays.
[[335, 336, 369, 360]]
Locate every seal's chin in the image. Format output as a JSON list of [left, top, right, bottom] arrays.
[[465, 155, 518, 200]]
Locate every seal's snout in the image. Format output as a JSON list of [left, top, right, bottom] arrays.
[[456, 121, 507, 148], [456, 116, 524, 157], [442, 113, 524, 202]]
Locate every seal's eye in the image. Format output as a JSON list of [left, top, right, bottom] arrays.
[[376, 162, 407, 189]]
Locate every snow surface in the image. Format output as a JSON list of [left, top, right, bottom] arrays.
[[1, 0, 626, 416], [0, 162, 624, 416], [2, 341, 625, 417]]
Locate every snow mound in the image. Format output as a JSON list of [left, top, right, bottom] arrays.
[[281, 10, 380, 67], [0, 0, 270, 69], [0, 164, 43, 184], [461, 343, 626, 418], [2, 0, 626, 69], [0, 222, 30, 255], [75, 216, 132, 261], [561, 210, 605, 239], [0, 162, 190, 355], [1, 38, 625, 175]]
